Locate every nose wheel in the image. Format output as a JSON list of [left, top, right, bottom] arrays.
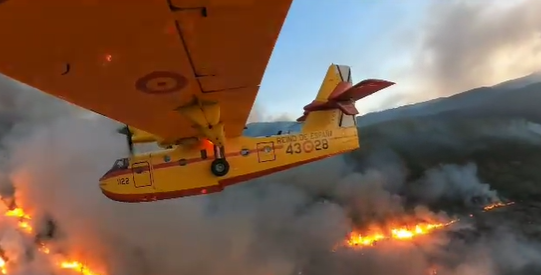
[[210, 145, 230, 177]]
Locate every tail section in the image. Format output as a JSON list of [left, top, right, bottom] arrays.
[[314, 64, 353, 102], [298, 64, 394, 131]]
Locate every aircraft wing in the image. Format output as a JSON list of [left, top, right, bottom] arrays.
[[0, 0, 292, 141]]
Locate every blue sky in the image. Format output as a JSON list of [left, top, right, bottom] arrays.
[[256, 0, 432, 118]]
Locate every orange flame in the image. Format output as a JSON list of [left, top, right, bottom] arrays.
[[1, 206, 103, 275], [0, 196, 515, 274], [345, 201, 514, 249], [61, 261, 100, 275], [0, 257, 6, 275], [346, 220, 457, 247], [5, 208, 30, 219], [483, 201, 515, 211]]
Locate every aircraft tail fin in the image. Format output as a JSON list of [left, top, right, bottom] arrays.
[[297, 64, 394, 129], [314, 64, 353, 102]]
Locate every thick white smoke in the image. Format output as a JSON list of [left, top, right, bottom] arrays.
[[372, 0, 541, 110]]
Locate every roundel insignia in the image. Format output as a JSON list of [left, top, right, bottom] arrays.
[[302, 141, 314, 153], [135, 71, 188, 95], [263, 146, 272, 153], [163, 155, 171, 163], [240, 149, 250, 156]]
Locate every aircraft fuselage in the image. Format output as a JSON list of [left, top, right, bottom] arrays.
[[99, 112, 359, 202]]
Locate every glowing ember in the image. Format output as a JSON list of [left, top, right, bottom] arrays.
[[1, 204, 103, 275], [38, 244, 50, 254], [17, 221, 32, 233]]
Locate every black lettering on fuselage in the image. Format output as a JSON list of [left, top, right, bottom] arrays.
[[310, 130, 333, 140], [276, 135, 297, 144], [276, 131, 333, 144]]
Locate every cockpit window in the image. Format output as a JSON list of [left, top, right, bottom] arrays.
[[107, 158, 129, 173]]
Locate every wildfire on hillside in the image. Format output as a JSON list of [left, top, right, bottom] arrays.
[[483, 201, 515, 211], [344, 201, 514, 248], [0, 193, 516, 275], [0, 201, 103, 275], [339, 200, 516, 275], [344, 220, 458, 247]]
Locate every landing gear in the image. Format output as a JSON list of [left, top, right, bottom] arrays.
[[211, 159, 230, 177], [210, 145, 230, 177], [176, 98, 231, 177]]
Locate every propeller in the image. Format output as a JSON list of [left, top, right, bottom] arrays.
[[117, 125, 134, 155]]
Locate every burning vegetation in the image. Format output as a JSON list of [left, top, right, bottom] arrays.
[[0, 190, 516, 275], [0, 198, 103, 275], [343, 201, 514, 249], [344, 220, 456, 247]]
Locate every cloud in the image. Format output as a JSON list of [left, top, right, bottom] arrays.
[[412, 0, 541, 96]]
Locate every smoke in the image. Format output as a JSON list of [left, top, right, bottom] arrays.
[[396, 0, 541, 104], [0, 102, 535, 275], [247, 103, 296, 123], [0, 72, 539, 275], [409, 163, 500, 206]]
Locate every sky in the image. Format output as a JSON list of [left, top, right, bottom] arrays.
[[257, 0, 429, 118], [254, 0, 541, 121]]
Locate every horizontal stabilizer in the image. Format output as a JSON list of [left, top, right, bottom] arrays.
[[297, 78, 394, 121]]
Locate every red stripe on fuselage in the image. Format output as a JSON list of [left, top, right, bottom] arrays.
[[100, 146, 283, 181], [102, 150, 349, 203]]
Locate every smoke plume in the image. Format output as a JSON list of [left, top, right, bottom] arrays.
[[401, 0, 541, 102]]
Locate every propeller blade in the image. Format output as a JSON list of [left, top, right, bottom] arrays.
[[118, 125, 134, 155], [127, 133, 134, 155], [117, 125, 130, 135]]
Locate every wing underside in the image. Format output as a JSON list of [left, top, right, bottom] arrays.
[[0, 0, 292, 141]]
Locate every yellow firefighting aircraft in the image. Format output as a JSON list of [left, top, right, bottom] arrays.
[[0, 0, 394, 203]]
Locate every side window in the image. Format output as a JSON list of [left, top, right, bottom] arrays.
[[339, 113, 356, 128]]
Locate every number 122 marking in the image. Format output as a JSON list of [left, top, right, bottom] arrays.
[[117, 177, 130, 185]]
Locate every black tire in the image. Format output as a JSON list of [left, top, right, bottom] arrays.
[[210, 159, 230, 177]]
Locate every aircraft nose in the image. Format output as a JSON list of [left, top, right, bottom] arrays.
[[99, 180, 121, 201], [99, 179, 111, 194], [99, 177, 134, 202], [100, 158, 130, 202]]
